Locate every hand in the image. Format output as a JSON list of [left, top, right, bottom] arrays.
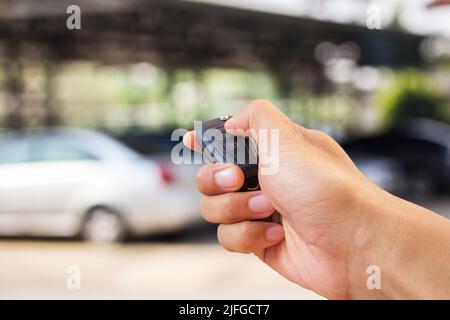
[[183, 100, 450, 299], [184, 99, 371, 299]]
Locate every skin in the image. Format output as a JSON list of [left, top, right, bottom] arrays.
[[183, 100, 450, 299]]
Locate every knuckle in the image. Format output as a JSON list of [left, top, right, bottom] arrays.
[[196, 164, 212, 179], [195, 164, 216, 193], [199, 196, 213, 222], [217, 223, 254, 253], [250, 99, 273, 112], [200, 194, 237, 223], [195, 167, 206, 188], [284, 120, 306, 140], [216, 225, 230, 250], [239, 222, 256, 252], [306, 129, 342, 155], [222, 194, 237, 221], [309, 129, 332, 142]]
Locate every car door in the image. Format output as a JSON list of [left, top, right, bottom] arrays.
[[24, 133, 100, 214], [0, 134, 36, 234], [0, 132, 100, 235]]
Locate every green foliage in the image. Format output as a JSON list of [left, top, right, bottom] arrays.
[[377, 70, 449, 126]]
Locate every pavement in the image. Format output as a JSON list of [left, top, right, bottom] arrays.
[[0, 239, 323, 300], [0, 197, 448, 300]]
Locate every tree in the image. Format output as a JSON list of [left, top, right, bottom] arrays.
[[378, 70, 449, 127]]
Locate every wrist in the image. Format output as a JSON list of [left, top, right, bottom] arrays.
[[347, 183, 450, 299], [346, 182, 393, 299]]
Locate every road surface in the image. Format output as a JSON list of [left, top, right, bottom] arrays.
[[0, 239, 323, 299], [0, 197, 448, 300]]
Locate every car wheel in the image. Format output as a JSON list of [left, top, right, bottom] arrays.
[[81, 208, 126, 243]]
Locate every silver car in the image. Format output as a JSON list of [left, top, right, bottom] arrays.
[[0, 128, 200, 243]]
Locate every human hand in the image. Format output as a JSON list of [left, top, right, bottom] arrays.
[[183, 100, 450, 299]]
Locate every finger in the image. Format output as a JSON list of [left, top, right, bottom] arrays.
[[217, 221, 284, 254], [196, 163, 244, 196], [224, 99, 294, 142], [183, 130, 202, 153], [225, 100, 302, 174], [200, 191, 274, 224]]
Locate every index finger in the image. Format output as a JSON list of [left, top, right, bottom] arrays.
[[182, 130, 202, 153]]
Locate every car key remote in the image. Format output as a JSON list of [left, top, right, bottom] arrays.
[[195, 116, 281, 223], [195, 115, 260, 192]]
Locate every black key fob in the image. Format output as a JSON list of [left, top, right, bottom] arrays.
[[195, 115, 281, 224], [195, 115, 260, 192]]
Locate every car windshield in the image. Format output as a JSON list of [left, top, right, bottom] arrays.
[[0, 134, 33, 164], [29, 134, 98, 162], [0, 129, 143, 164], [51, 129, 143, 162]]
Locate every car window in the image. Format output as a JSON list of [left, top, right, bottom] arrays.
[[0, 135, 33, 164], [30, 135, 98, 162]]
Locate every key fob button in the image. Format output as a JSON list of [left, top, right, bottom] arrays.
[[196, 116, 260, 192]]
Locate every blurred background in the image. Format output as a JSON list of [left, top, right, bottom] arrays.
[[0, 0, 449, 299]]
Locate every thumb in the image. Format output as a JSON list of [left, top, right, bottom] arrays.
[[224, 99, 301, 144], [225, 100, 289, 132], [225, 100, 304, 178]]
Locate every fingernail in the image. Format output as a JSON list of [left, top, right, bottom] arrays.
[[266, 225, 284, 242], [248, 194, 273, 213], [214, 168, 237, 188]]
